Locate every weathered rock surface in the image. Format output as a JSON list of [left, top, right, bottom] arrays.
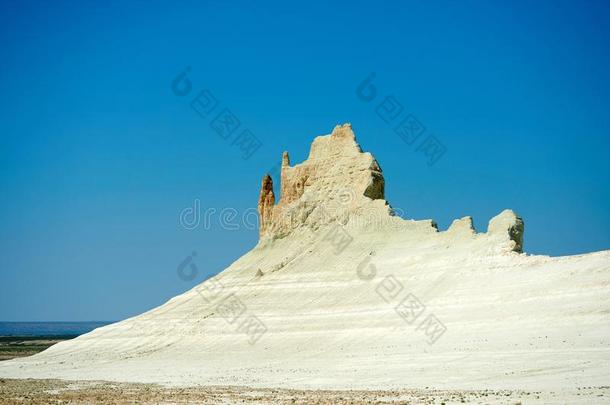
[[447, 216, 476, 234], [258, 123, 524, 253], [258, 174, 275, 236], [258, 124, 385, 239], [488, 209, 525, 252]]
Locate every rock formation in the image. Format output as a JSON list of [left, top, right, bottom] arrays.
[[258, 123, 524, 253], [1, 123, 608, 399], [258, 123, 385, 239], [488, 209, 525, 252], [258, 174, 275, 236], [447, 216, 476, 234]]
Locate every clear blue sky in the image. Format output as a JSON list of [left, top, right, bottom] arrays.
[[1, 0, 609, 321]]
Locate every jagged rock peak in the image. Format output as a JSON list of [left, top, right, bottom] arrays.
[[258, 174, 275, 235], [282, 151, 290, 167], [258, 123, 385, 239], [256, 124, 525, 253], [488, 209, 525, 252]]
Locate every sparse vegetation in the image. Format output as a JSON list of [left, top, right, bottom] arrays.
[[0, 336, 74, 361]]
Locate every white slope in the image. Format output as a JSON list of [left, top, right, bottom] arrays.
[[1, 125, 609, 394]]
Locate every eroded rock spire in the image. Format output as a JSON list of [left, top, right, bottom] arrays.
[[257, 123, 385, 238], [258, 174, 275, 235]]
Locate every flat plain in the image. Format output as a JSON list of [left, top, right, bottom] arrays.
[[1, 378, 608, 404]]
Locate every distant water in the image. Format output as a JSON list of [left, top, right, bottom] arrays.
[[0, 321, 115, 337]]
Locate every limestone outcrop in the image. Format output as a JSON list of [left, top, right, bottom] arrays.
[[488, 209, 525, 252], [258, 123, 525, 253], [258, 123, 385, 238], [447, 216, 476, 234], [258, 174, 275, 236]]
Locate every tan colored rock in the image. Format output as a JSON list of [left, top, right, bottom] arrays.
[[258, 123, 385, 238], [257, 124, 526, 255], [258, 174, 275, 236]]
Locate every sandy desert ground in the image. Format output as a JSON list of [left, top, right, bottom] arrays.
[[2, 378, 609, 404]]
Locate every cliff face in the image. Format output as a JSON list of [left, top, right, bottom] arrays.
[[257, 123, 385, 239]]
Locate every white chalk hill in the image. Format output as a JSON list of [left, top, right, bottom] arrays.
[[2, 124, 609, 391]]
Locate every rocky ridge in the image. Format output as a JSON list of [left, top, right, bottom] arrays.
[[258, 123, 524, 252]]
